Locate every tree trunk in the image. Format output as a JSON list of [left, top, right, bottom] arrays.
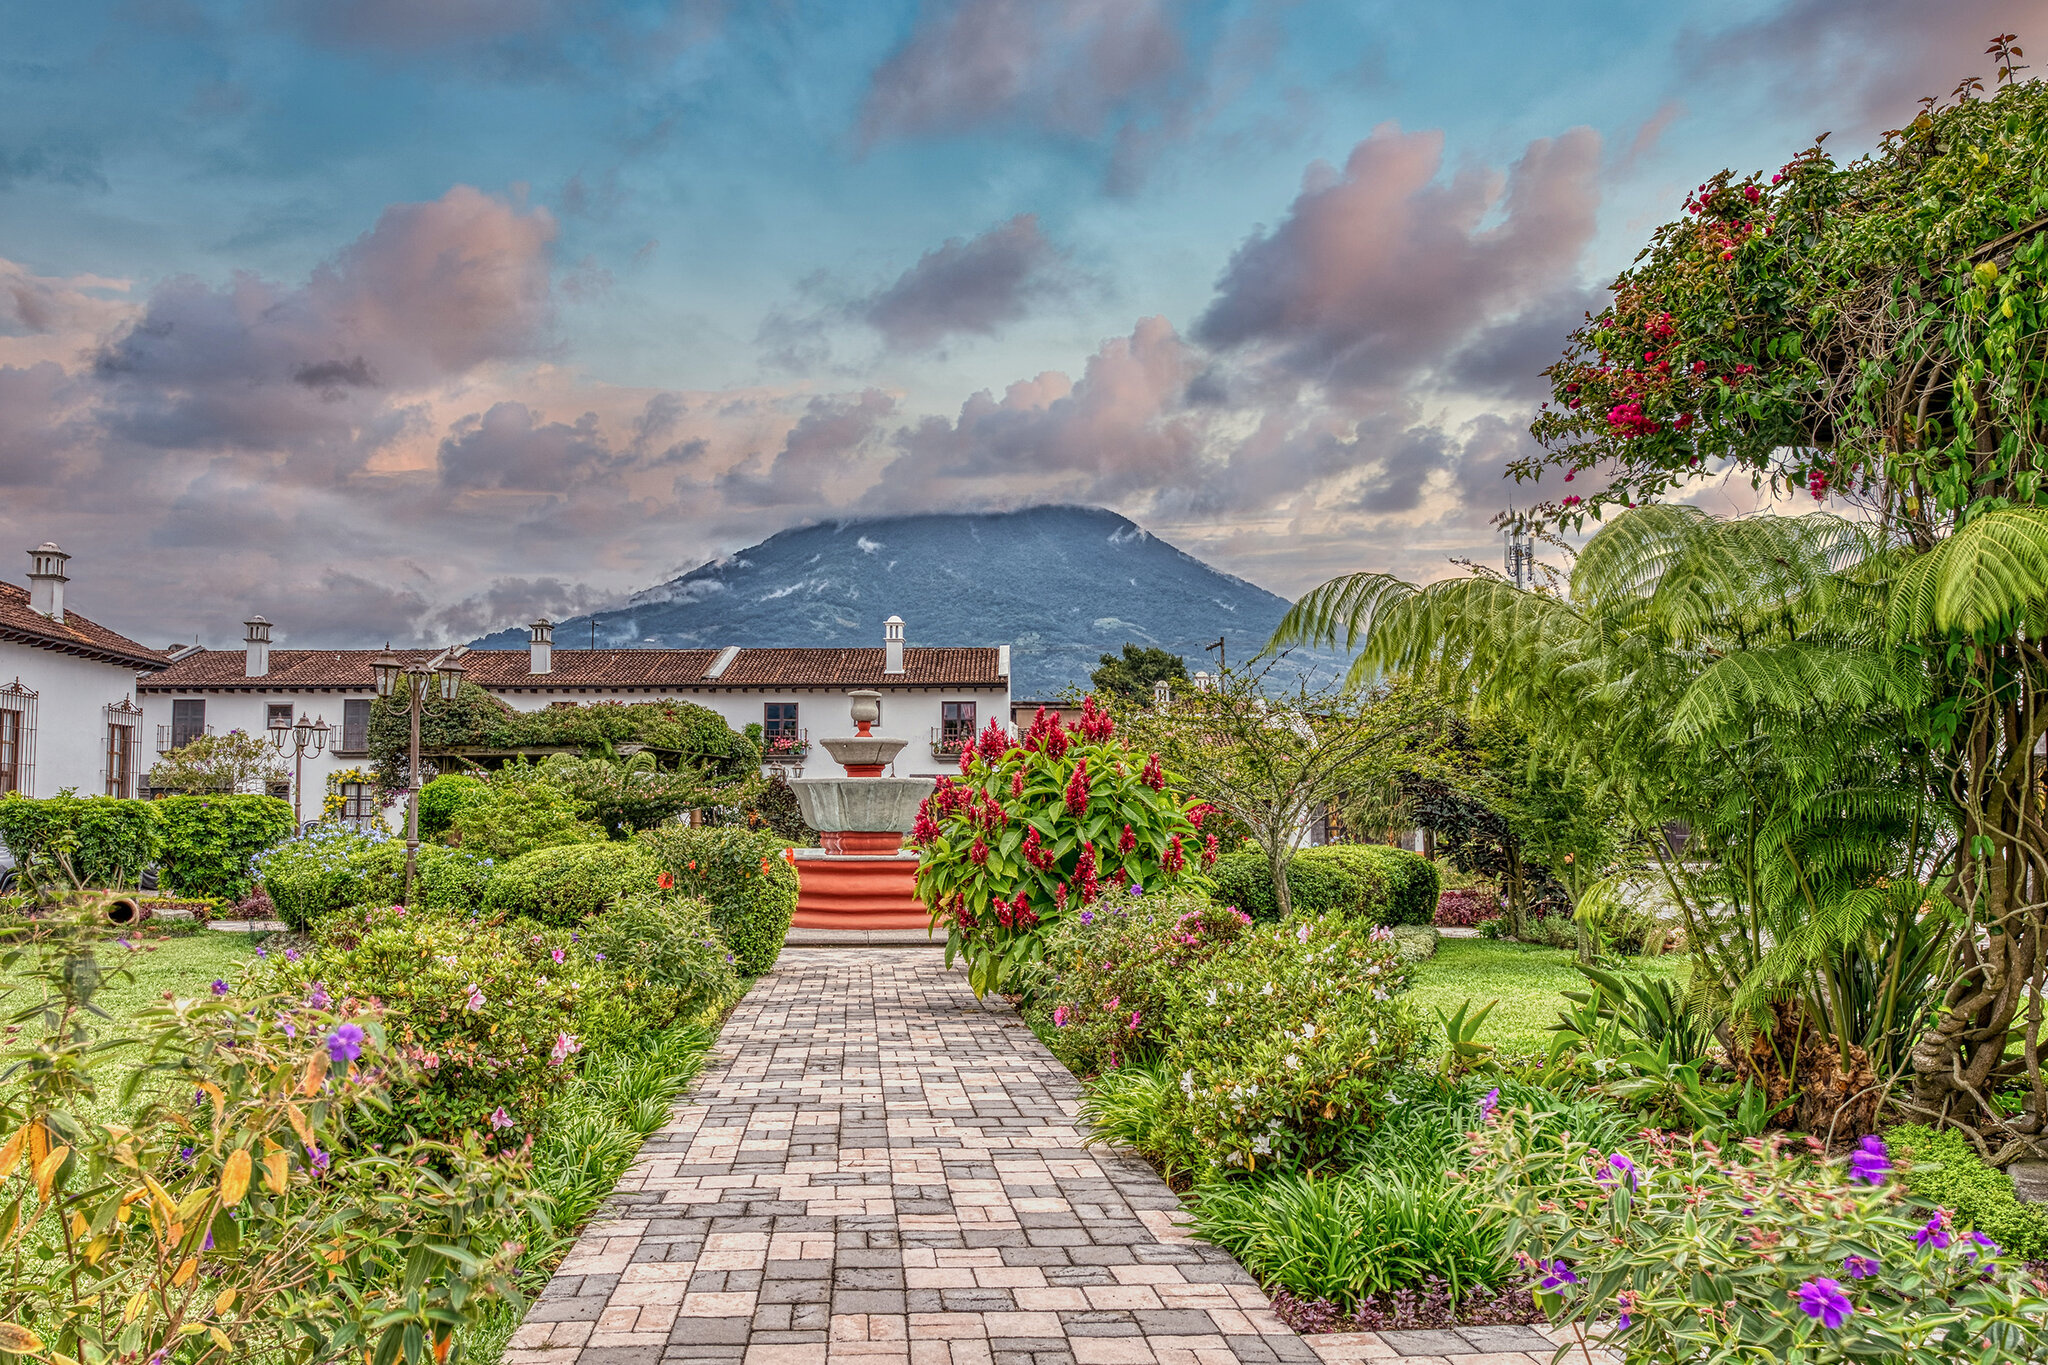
[[1268, 836, 1294, 920]]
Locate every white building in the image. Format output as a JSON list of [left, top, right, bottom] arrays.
[[136, 614, 1011, 822], [0, 544, 166, 798]]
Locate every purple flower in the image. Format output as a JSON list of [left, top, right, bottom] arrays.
[[309, 1146, 330, 1175], [1848, 1134, 1890, 1185], [1965, 1231, 1999, 1264], [285, 947, 301, 963], [1053, 1005, 1070, 1028], [1596, 1152, 1638, 1192], [1913, 1213, 1951, 1251], [211, 979, 229, 996], [1127, 883, 1144, 898], [1615, 1313, 1632, 1332], [1537, 1259, 1577, 1292], [203, 1231, 214, 1251], [253, 945, 266, 958], [1079, 910, 1095, 925], [1796, 1277, 1852, 1330], [490, 1106, 513, 1131], [326, 1023, 365, 1064], [178, 1146, 194, 1164], [1843, 1255, 1880, 1280], [594, 952, 606, 962], [1478, 1088, 1500, 1121], [307, 982, 331, 1010]]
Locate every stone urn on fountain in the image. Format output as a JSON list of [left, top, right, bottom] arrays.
[[787, 690, 936, 929]]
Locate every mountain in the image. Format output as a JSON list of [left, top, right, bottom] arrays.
[[471, 505, 1348, 696]]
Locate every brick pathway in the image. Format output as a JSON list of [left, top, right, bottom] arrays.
[[503, 949, 1613, 1365]]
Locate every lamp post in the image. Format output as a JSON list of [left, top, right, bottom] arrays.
[[371, 646, 467, 905], [267, 710, 331, 827]]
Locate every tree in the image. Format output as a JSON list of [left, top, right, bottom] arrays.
[[536, 751, 752, 839], [1090, 644, 1191, 705], [146, 729, 290, 795], [1120, 667, 1434, 920]]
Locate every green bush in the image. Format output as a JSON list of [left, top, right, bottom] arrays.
[[447, 761, 605, 860], [484, 841, 658, 925], [419, 773, 487, 839], [0, 792, 160, 888], [1207, 844, 1438, 925], [1887, 1124, 2048, 1260], [1316, 844, 1441, 927], [577, 892, 739, 1045], [639, 825, 798, 974], [256, 825, 492, 928], [155, 793, 293, 900]]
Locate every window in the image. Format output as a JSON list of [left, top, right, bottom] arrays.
[[171, 699, 206, 749], [338, 781, 378, 825], [339, 699, 371, 754], [763, 702, 799, 737], [0, 709, 21, 795], [941, 701, 976, 744], [105, 723, 135, 797], [0, 681, 35, 796], [267, 703, 294, 730]]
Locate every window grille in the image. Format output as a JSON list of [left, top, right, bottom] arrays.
[[0, 679, 36, 796], [104, 697, 142, 798], [169, 698, 207, 750], [338, 781, 378, 827], [339, 698, 371, 754]]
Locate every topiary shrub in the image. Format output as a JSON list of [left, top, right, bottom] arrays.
[[1312, 844, 1441, 927], [483, 841, 658, 925], [1209, 844, 1440, 924], [1886, 1124, 2048, 1261], [446, 761, 605, 860], [155, 793, 294, 900], [419, 773, 487, 840], [0, 792, 161, 888], [639, 824, 798, 974]]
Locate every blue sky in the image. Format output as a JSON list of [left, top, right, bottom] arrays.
[[1, 0, 2034, 645]]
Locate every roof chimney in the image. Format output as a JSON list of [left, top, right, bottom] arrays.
[[528, 617, 554, 675], [27, 543, 69, 622], [243, 616, 272, 677], [883, 615, 905, 675]]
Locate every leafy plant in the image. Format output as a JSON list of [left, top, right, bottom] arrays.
[[1432, 998, 1497, 1082], [146, 729, 291, 795], [0, 793, 160, 889], [255, 825, 491, 929], [446, 761, 606, 860], [418, 773, 487, 839], [155, 793, 294, 900], [535, 752, 740, 839], [1887, 1124, 2048, 1261], [638, 824, 799, 974], [482, 842, 659, 926], [1076, 1060, 1202, 1184], [578, 892, 740, 1041]]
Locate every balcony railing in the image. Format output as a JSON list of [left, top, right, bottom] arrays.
[[760, 729, 810, 762], [156, 724, 212, 754]]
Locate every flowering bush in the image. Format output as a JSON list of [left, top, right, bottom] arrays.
[[482, 841, 659, 926], [0, 908, 530, 1365], [256, 824, 493, 928], [1164, 916, 1416, 1173], [1472, 1115, 2048, 1363], [263, 907, 596, 1142], [638, 825, 799, 974], [912, 698, 1206, 996], [578, 891, 740, 1041], [1433, 887, 1501, 928], [1027, 885, 1253, 1075]]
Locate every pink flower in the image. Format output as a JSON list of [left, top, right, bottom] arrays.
[[551, 947, 566, 964], [490, 1107, 514, 1131], [550, 1032, 582, 1066], [465, 984, 485, 1012]]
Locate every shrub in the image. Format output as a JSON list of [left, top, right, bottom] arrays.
[[0, 792, 160, 888], [155, 792, 293, 899], [1077, 1060, 1205, 1182], [419, 773, 487, 839], [256, 825, 492, 928], [1029, 886, 1253, 1075], [483, 841, 658, 925], [1207, 844, 1439, 926], [1475, 1119, 2048, 1364], [1163, 916, 1416, 1173], [447, 761, 605, 860], [910, 698, 1206, 995], [1434, 887, 1500, 928], [577, 892, 739, 1045], [1389, 924, 1439, 964], [1886, 1124, 2048, 1261], [639, 824, 799, 973], [1191, 1170, 1510, 1311], [1317, 844, 1441, 927]]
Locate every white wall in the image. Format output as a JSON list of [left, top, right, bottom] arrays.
[[136, 689, 383, 825], [0, 641, 152, 797]]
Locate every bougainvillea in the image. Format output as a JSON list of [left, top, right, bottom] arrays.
[[911, 697, 1205, 996]]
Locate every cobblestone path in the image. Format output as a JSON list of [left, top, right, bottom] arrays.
[[504, 949, 1611, 1365]]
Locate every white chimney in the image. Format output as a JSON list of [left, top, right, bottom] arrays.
[[529, 617, 554, 675], [243, 616, 272, 677], [1153, 679, 1172, 707], [26, 543, 69, 622], [883, 615, 905, 675]]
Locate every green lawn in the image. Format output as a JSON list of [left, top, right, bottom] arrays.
[[1405, 937, 1685, 1056]]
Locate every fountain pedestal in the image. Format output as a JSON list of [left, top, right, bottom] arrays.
[[788, 692, 935, 930]]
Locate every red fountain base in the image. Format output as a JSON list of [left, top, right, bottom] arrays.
[[792, 848, 932, 930]]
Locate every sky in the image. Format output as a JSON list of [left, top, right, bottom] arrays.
[[2, 0, 2042, 649]]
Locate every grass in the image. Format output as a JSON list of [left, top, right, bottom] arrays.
[[1405, 937, 1684, 1056]]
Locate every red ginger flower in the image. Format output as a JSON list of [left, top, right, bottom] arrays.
[[1202, 833, 1219, 867], [1064, 759, 1090, 816], [1140, 752, 1165, 791], [1076, 842, 1100, 904], [977, 718, 1010, 764], [1163, 834, 1185, 873], [958, 743, 975, 776], [1186, 802, 1214, 830], [1076, 694, 1115, 743], [1054, 881, 1068, 911], [969, 839, 989, 866], [1119, 823, 1137, 854]]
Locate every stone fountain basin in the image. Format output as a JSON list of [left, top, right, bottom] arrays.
[[792, 776, 936, 834], [819, 736, 910, 770]]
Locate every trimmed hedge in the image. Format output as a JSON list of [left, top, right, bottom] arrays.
[[639, 825, 798, 974], [418, 773, 487, 840], [0, 793, 160, 888], [484, 842, 659, 926], [1886, 1124, 2048, 1260], [1206, 844, 1441, 926], [155, 794, 294, 901]]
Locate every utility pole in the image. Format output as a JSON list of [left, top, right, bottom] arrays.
[[1205, 636, 1226, 676]]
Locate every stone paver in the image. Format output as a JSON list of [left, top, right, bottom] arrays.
[[506, 949, 1614, 1365]]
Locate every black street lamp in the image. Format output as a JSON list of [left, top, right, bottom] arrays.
[[267, 709, 330, 827], [371, 645, 468, 904]]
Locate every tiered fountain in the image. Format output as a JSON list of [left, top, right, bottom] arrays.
[[787, 690, 936, 930]]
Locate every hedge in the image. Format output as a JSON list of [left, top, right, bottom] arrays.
[[483, 842, 660, 926], [1886, 1124, 2048, 1260], [1206, 843, 1441, 926], [639, 825, 798, 974], [155, 794, 294, 901], [257, 827, 493, 929], [0, 793, 160, 888]]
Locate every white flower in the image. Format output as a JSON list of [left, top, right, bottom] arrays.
[[1180, 1069, 1196, 1098], [1205, 988, 1218, 1007], [1251, 1134, 1273, 1155], [1302, 1023, 1316, 1041], [1384, 1089, 1405, 1105], [1260, 982, 1275, 996], [1283, 1053, 1302, 1071], [1296, 924, 1311, 944]]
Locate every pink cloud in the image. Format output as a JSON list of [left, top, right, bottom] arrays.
[[858, 213, 1067, 350]]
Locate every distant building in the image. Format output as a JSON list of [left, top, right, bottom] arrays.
[[137, 613, 1010, 820], [0, 544, 166, 797]]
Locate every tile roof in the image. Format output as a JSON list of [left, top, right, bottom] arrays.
[[0, 582, 169, 671], [138, 645, 1006, 691]]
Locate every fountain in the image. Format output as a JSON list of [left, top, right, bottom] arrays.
[[787, 690, 936, 929]]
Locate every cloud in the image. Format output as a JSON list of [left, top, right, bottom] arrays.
[[855, 214, 1066, 350], [717, 390, 897, 508], [438, 402, 616, 491], [1195, 123, 1603, 393], [276, 0, 720, 81], [859, 0, 1184, 143]]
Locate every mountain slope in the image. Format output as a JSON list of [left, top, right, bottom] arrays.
[[472, 506, 1344, 696]]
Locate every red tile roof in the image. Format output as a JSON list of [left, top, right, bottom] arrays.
[[138, 645, 1005, 691], [0, 582, 169, 672]]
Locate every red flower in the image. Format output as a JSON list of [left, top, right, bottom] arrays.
[[657, 872, 675, 890], [1201, 833, 1219, 867], [1076, 842, 1100, 904], [1186, 802, 1214, 830], [958, 743, 975, 776], [1064, 759, 1090, 816], [1077, 694, 1116, 743], [1054, 881, 1069, 911], [969, 839, 990, 867], [1163, 834, 1185, 873], [1140, 753, 1165, 791], [977, 718, 1010, 764]]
